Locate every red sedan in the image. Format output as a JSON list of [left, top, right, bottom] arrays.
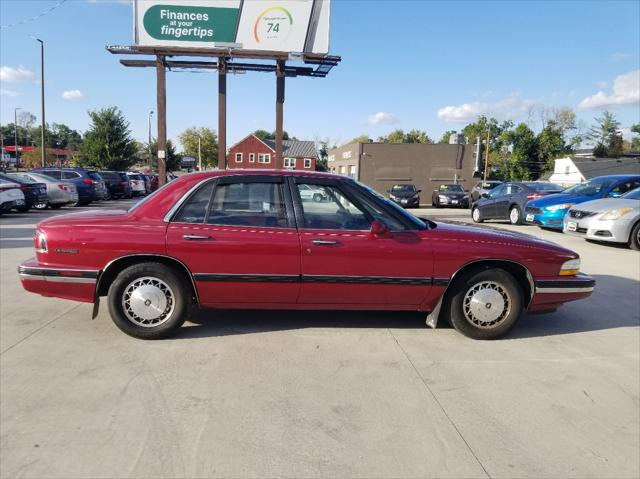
[[18, 170, 594, 340]]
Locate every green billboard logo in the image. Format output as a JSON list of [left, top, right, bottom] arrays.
[[143, 4, 239, 43]]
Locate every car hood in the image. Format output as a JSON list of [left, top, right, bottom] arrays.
[[38, 209, 129, 227], [430, 221, 574, 255], [391, 191, 418, 198], [570, 198, 640, 213], [528, 192, 599, 207]]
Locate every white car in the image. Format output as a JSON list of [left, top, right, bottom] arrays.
[[7, 172, 78, 209], [126, 173, 147, 196], [298, 184, 328, 202], [0, 179, 26, 215]]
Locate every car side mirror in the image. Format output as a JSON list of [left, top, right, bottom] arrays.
[[481, 193, 489, 199], [370, 220, 389, 236], [608, 191, 622, 198], [417, 189, 422, 193]]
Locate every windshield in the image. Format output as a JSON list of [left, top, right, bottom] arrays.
[[482, 182, 500, 189], [621, 187, 640, 200], [529, 182, 563, 192], [563, 178, 617, 196], [127, 181, 172, 213], [391, 184, 416, 193], [439, 184, 464, 192]]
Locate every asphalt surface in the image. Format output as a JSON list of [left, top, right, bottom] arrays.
[[1, 200, 638, 479]]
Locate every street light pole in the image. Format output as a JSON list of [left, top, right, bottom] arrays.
[[148, 110, 154, 168], [33, 38, 45, 167], [14, 107, 21, 167], [198, 135, 202, 171]]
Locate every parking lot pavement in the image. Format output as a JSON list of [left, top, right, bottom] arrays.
[[1, 202, 639, 478]]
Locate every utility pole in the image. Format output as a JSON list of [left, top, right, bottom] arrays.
[[155, 56, 167, 186], [14, 107, 21, 167], [34, 38, 45, 167], [198, 135, 202, 171], [275, 60, 285, 169], [148, 110, 154, 168], [483, 126, 491, 182]]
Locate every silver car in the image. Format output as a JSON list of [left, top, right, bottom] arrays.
[[563, 187, 640, 250], [7, 172, 78, 209]]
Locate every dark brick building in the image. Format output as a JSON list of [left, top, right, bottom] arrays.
[[228, 134, 318, 170]]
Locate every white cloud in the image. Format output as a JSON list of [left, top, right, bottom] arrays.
[[0, 66, 35, 83], [0, 89, 19, 97], [578, 70, 640, 110], [62, 89, 86, 100], [437, 94, 537, 123], [367, 111, 399, 125], [611, 52, 632, 62]]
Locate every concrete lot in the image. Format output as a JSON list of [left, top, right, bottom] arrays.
[[1, 201, 639, 479]]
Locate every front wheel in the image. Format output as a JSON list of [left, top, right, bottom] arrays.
[[444, 268, 523, 340], [107, 262, 193, 339], [629, 221, 640, 251], [313, 193, 323, 202], [472, 206, 483, 223], [509, 205, 523, 225]]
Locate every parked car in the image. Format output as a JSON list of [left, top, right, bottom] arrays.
[[0, 179, 25, 215], [31, 167, 97, 205], [472, 182, 564, 225], [140, 174, 152, 194], [19, 170, 594, 341], [388, 184, 421, 208], [525, 175, 640, 230], [126, 173, 147, 196], [470, 180, 502, 203], [432, 184, 468, 208], [87, 171, 109, 200], [6, 172, 78, 209], [150, 174, 159, 192], [0, 173, 47, 211], [563, 186, 640, 250], [298, 183, 328, 202], [99, 171, 132, 199]]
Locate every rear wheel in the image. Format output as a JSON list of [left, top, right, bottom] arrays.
[[313, 193, 323, 202], [16, 204, 29, 212], [629, 221, 640, 251], [472, 206, 483, 223], [509, 205, 523, 225], [108, 262, 192, 339], [50, 203, 63, 209], [444, 268, 523, 340], [34, 203, 48, 210]]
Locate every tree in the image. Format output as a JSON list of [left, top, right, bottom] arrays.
[[179, 127, 218, 168], [20, 148, 56, 168], [252, 129, 290, 141], [148, 139, 180, 172], [79, 107, 137, 170], [626, 123, 640, 152], [537, 125, 566, 173], [587, 111, 623, 158], [349, 134, 371, 144], [49, 123, 83, 150], [379, 129, 405, 143], [316, 140, 329, 172], [494, 123, 538, 181], [404, 129, 432, 144], [438, 130, 458, 144]]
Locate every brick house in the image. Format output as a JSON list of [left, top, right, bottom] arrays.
[[228, 134, 318, 170]]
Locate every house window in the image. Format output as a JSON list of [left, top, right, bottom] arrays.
[[328, 155, 335, 162], [249, 153, 255, 163], [349, 165, 356, 177], [342, 151, 352, 159], [339, 166, 346, 174], [284, 158, 296, 168], [258, 153, 271, 164], [235, 153, 243, 163], [304, 158, 312, 169], [565, 165, 570, 174]]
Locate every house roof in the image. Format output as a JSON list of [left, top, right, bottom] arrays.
[[572, 157, 640, 179], [262, 139, 318, 159]]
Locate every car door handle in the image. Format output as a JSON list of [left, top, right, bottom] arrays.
[[312, 239, 339, 246], [183, 234, 213, 241]]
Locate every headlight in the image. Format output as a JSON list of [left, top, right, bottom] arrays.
[[559, 258, 580, 276], [600, 208, 633, 220], [438, 195, 447, 201], [546, 203, 574, 212], [389, 195, 397, 200]]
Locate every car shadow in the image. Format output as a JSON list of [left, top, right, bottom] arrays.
[[175, 274, 638, 340]]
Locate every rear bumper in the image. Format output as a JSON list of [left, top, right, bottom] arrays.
[[18, 259, 99, 303], [529, 274, 595, 311]]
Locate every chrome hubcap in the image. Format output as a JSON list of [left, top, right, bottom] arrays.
[[122, 276, 175, 327], [463, 281, 510, 328], [473, 209, 480, 221], [510, 208, 519, 223]]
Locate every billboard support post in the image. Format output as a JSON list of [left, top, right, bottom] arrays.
[[156, 55, 167, 186], [218, 57, 227, 170], [275, 60, 285, 169]]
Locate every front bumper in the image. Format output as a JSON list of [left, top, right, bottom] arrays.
[[437, 197, 468, 207], [18, 259, 99, 303], [529, 274, 595, 312], [563, 217, 634, 243], [524, 208, 567, 229], [391, 197, 420, 207]]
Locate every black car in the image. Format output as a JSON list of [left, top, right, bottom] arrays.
[[388, 184, 421, 208], [471, 181, 564, 225], [99, 171, 133, 199], [432, 184, 469, 208], [0, 173, 48, 211]]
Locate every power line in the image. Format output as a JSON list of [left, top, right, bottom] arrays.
[[0, 0, 68, 30]]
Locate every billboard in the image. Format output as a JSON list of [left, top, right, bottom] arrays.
[[134, 0, 330, 54]]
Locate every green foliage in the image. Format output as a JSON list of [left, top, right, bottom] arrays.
[[587, 111, 623, 158], [437, 130, 458, 144], [49, 123, 83, 150], [148, 139, 180, 172], [179, 127, 218, 168], [316, 141, 329, 171], [349, 134, 371, 144], [627, 124, 640, 152], [253, 130, 290, 141], [378, 129, 432, 144], [461, 116, 513, 150], [79, 107, 137, 170]]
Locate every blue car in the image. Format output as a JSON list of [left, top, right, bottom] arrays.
[[524, 175, 640, 230], [30, 167, 98, 206]]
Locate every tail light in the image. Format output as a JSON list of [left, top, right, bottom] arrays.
[[35, 231, 48, 253], [527, 193, 545, 201], [121, 181, 129, 187], [57, 184, 68, 191], [83, 178, 95, 185]]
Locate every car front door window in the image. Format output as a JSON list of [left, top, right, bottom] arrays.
[[296, 184, 371, 230]]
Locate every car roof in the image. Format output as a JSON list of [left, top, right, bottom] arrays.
[[175, 169, 346, 182], [590, 174, 640, 180]]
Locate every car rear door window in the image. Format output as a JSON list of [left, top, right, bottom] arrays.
[[207, 182, 289, 228], [62, 171, 81, 180], [44, 170, 62, 179]]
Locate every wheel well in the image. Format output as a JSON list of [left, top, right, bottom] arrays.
[[443, 260, 533, 308], [96, 255, 199, 304]]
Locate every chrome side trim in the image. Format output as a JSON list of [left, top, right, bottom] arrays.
[[536, 286, 594, 294], [19, 273, 97, 284]]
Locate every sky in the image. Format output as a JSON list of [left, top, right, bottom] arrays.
[[1, 0, 639, 149]]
